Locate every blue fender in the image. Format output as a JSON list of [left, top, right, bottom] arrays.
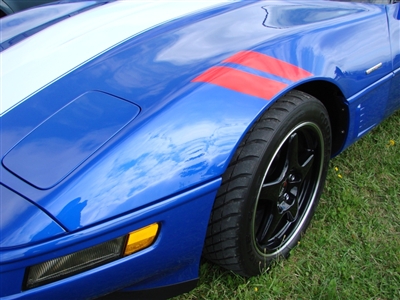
[[0, 0, 396, 254]]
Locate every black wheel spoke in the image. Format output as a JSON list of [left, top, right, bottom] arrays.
[[259, 141, 291, 202], [254, 128, 324, 252], [287, 133, 300, 170], [259, 178, 284, 202], [300, 149, 315, 177], [287, 133, 315, 179], [257, 205, 285, 246]]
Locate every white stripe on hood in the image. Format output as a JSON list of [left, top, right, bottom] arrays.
[[0, 1, 230, 115]]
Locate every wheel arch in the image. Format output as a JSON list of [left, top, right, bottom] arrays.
[[203, 90, 332, 276], [294, 80, 349, 156]]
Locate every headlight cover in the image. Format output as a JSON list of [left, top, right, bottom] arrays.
[[24, 223, 159, 289]]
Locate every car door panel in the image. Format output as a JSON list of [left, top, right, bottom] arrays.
[[386, 2, 400, 115]]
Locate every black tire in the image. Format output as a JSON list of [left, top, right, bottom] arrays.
[[203, 90, 331, 277]]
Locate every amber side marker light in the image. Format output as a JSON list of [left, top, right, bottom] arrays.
[[124, 223, 159, 256], [25, 223, 159, 290]]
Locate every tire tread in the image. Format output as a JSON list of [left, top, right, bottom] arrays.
[[203, 90, 331, 277]]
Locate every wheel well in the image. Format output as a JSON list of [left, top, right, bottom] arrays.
[[295, 81, 348, 156]]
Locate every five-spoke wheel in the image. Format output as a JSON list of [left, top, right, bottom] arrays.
[[204, 90, 331, 277], [253, 122, 325, 257]]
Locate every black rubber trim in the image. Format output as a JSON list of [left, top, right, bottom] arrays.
[[98, 279, 198, 300]]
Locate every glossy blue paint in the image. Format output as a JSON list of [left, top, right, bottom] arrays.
[[389, 3, 400, 70], [343, 73, 393, 149], [0, 179, 220, 299], [261, 4, 365, 28], [3, 91, 140, 189], [0, 185, 65, 249], [389, 68, 400, 114], [386, 3, 400, 115], [0, 1, 399, 298], [42, 86, 268, 230]]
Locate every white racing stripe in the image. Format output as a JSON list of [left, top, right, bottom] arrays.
[[1, 1, 99, 42], [0, 1, 230, 115]]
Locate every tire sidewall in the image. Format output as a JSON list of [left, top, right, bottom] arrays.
[[239, 97, 331, 276]]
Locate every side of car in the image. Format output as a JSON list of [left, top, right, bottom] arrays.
[[0, 0, 399, 299], [203, 0, 400, 276]]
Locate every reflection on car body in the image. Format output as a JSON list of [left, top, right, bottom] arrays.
[[0, 0, 399, 299]]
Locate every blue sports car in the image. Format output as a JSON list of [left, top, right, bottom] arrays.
[[0, 0, 399, 299]]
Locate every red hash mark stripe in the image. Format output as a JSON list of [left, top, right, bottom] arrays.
[[192, 66, 287, 101], [223, 51, 313, 82]]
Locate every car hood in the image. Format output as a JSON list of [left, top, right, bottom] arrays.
[[0, 0, 378, 233], [0, 184, 65, 249], [0, 0, 108, 51]]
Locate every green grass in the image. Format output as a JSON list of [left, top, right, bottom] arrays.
[[173, 110, 400, 300]]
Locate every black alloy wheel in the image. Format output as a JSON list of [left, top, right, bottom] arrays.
[[203, 90, 332, 277], [252, 121, 325, 256]]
